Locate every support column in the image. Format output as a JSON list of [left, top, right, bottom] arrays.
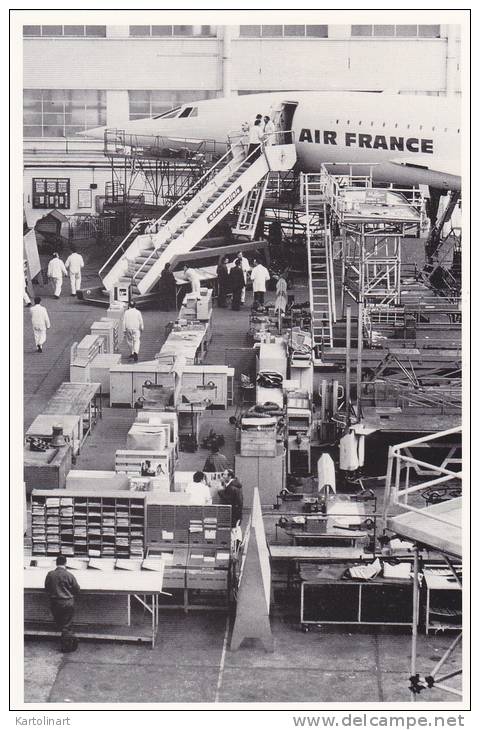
[[345, 304, 351, 425], [356, 226, 365, 415], [446, 25, 460, 97], [410, 545, 420, 702], [222, 25, 232, 97]]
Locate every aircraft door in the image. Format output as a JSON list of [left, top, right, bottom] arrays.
[[271, 102, 298, 144]]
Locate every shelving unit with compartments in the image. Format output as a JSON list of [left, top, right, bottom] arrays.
[[31, 490, 146, 559]]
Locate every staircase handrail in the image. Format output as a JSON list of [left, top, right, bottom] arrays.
[[143, 128, 288, 237], [132, 142, 248, 284], [133, 130, 292, 284], [99, 143, 242, 284], [98, 219, 153, 280]]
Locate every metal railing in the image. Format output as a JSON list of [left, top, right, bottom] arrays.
[[132, 129, 291, 285], [103, 128, 219, 160], [98, 219, 153, 281], [99, 130, 292, 287]]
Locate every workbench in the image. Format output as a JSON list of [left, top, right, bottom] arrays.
[[180, 365, 235, 409], [299, 562, 415, 629], [24, 559, 167, 648], [110, 362, 180, 408], [361, 409, 461, 434], [161, 325, 210, 365], [277, 497, 368, 546], [43, 382, 102, 448], [256, 339, 288, 379], [24, 443, 73, 495], [26, 414, 82, 457]]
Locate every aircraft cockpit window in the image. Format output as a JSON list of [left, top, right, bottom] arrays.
[[190, 107, 198, 117], [153, 107, 181, 119], [179, 106, 194, 118]]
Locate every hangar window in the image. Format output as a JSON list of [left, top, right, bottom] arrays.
[[32, 178, 70, 209], [306, 26, 328, 37], [129, 90, 216, 120], [129, 25, 216, 37], [23, 25, 106, 37], [261, 26, 283, 37], [23, 89, 106, 138], [284, 26, 305, 37], [351, 25, 441, 38], [129, 26, 150, 37], [240, 25, 328, 38]]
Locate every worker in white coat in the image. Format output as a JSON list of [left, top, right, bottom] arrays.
[[183, 265, 202, 297], [250, 259, 271, 305], [236, 251, 250, 304], [65, 246, 85, 296], [47, 253, 67, 299], [30, 296, 51, 353], [263, 116, 276, 145], [122, 300, 144, 362]]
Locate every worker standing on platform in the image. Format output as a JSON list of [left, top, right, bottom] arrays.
[[183, 265, 202, 298], [47, 252, 67, 299], [229, 259, 245, 311], [263, 116, 276, 145], [123, 300, 144, 362], [236, 251, 250, 305], [250, 258, 271, 305], [44, 555, 80, 653], [65, 245, 85, 297], [30, 296, 50, 353], [247, 119, 264, 162]]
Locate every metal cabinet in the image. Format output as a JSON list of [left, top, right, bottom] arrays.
[[235, 450, 285, 508]]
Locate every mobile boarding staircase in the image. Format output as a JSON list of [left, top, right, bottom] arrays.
[[98, 132, 296, 302]]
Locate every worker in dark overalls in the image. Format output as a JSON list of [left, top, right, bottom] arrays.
[[44, 555, 81, 653]]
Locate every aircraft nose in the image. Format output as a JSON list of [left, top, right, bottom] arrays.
[[79, 125, 107, 140]]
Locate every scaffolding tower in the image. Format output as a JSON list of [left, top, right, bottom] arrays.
[[103, 128, 221, 234]]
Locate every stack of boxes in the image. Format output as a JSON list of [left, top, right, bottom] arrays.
[[179, 288, 212, 321]]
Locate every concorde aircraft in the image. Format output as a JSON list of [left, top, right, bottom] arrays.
[[85, 91, 461, 193]]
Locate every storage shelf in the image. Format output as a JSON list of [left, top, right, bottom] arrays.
[[31, 490, 146, 559]]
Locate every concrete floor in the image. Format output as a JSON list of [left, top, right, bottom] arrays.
[[22, 245, 462, 704]]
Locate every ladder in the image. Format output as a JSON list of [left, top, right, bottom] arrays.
[[231, 176, 269, 238], [100, 137, 296, 297], [306, 200, 336, 348]]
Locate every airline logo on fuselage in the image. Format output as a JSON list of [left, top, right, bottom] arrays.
[[207, 185, 243, 223], [299, 129, 433, 154]]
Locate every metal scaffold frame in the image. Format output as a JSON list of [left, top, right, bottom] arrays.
[[383, 426, 462, 517], [382, 427, 463, 701], [103, 128, 218, 234], [341, 225, 403, 307]]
